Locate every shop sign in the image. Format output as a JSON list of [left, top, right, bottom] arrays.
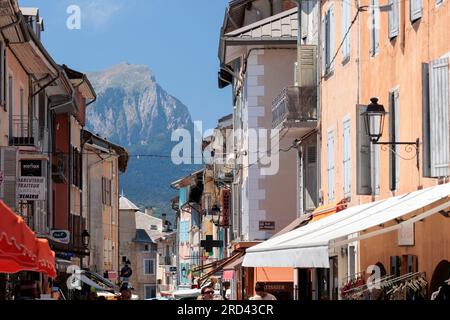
[[18, 176, 46, 201], [259, 221, 276, 231], [51, 230, 71, 245], [398, 222, 415, 247], [21, 160, 43, 176]]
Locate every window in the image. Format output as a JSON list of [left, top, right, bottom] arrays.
[[341, 0, 351, 61], [356, 104, 372, 195], [144, 259, 155, 275], [424, 58, 450, 178], [327, 129, 335, 201], [389, 89, 400, 190], [370, 0, 380, 57], [343, 117, 352, 197], [72, 147, 82, 189], [410, 0, 422, 22], [304, 145, 318, 212], [102, 177, 112, 206], [0, 41, 5, 110], [321, 6, 334, 75], [388, 0, 399, 39], [144, 244, 149, 252], [8, 75, 13, 138], [144, 285, 156, 300]]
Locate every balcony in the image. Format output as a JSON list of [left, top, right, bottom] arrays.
[[272, 86, 318, 134], [9, 116, 39, 147], [52, 152, 68, 183]]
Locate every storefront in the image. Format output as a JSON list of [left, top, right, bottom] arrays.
[[243, 183, 450, 300]]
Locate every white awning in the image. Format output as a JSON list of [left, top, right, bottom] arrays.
[[243, 183, 450, 269]]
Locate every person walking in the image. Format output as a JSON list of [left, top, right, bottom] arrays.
[[249, 283, 277, 300]]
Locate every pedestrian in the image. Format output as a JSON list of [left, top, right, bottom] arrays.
[[249, 283, 277, 300], [222, 282, 231, 300], [198, 286, 215, 301], [119, 283, 133, 300]]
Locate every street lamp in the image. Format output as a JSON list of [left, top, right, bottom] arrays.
[[362, 97, 420, 170]]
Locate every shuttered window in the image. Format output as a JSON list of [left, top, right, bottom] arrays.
[[305, 144, 318, 212], [370, 0, 380, 57], [356, 105, 372, 195], [389, 90, 400, 190], [428, 58, 450, 178], [322, 6, 334, 76], [327, 130, 335, 201], [388, 0, 399, 39], [0, 148, 18, 210], [410, 0, 423, 22], [341, 0, 351, 61], [343, 118, 352, 197]]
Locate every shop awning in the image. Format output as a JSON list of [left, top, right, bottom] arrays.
[[0, 201, 56, 277], [244, 183, 450, 269]]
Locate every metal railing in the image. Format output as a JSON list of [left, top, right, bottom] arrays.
[[272, 86, 318, 129], [159, 256, 173, 266], [9, 116, 39, 146]]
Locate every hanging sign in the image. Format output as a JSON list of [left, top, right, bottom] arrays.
[[398, 222, 415, 247], [18, 177, 46, 201], [51, 230, 71, 245]]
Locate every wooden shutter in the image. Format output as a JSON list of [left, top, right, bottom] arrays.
[[429, 58, 450, 178], [301, 0, 308, 39], [321, 15, 326, 76], [389, 0, 399, 38], [371, 118, 381, 195], [356, 105, 372, 195], [343, 117, 352, 197], [389, 90, 400, 190], [341, 0, 351, 60], [327, 130, 335, 200], [0, 147, 18, 210], [298, 45, 317, 87], [328, 7, 334, 71], [410, 0, 423, 22]]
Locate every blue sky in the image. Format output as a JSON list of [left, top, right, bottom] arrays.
[[20, 0, 231, 130]]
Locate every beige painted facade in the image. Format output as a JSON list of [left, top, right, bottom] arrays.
[[319, 0, 450, 296]]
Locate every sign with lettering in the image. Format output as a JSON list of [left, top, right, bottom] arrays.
[[221, 189, 231, 227], [398, 222, 415, 247], [18, 177, 46, 201], [259, 221, 276, 231], [21, 160, 42, 177], [51, 230, 71, 245]]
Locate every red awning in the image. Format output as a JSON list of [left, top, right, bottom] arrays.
[[222, 270, 234, 281], [0, 201, 56, 277]]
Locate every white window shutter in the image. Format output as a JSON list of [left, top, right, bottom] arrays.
[[356, 105, 372, 195], [410, 0, 423, 22], [343, 118, 352, 197], [327, 130, 335, 200], [389, 0, 399, 38], [321, 16, 326, 76], [374, 0, 380, 54], [341, 0, 351, 60], [0, 147, 18, 211], [429, 58, 450, 178], [329, 7, 334, 71], [371, 119, 381, 195], [301, 0, 309, 39]]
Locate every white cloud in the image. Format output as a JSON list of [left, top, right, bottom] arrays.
[[79, 0, 125, 30]]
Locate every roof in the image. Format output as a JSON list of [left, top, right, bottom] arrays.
[[83, 130, 129, 172], [62, 65, 97, 101], [170, 169, 204, 190], [20, 7, 38, 16], [133, 211, 174, 243], [224, 7, 298, 45], [119, 196, 139, 211]]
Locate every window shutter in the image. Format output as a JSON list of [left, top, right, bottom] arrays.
[[374, 0, 380, 54], [356, 105, 372, 195], [429, 58, 450, 178], [305, 145, 318, 212], [371, 120, 381, 195], [298, 45, 317, 87], [389, 90, 400, 190], [389, 0, 399, 38], [321, 15, 326, 76], [343, 118, 352, 197], [328, 7, 334, 71], [0, 147, 18, 210], [327, 130, 335, 200], [341, 0, 351, 60], [301, 0, 308, 39], [410, 0, 423, 22]]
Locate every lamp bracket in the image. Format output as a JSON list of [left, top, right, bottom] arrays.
[[372, 138, 420, 170]]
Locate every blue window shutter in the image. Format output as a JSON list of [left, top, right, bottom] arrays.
[[410, 0, 423, 22], [389, 0, 399, 38], [327, 130, 335, 200], [429, 58, 450, 178], [343, 118, 352, 196], [356, 105, 372, 195]]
